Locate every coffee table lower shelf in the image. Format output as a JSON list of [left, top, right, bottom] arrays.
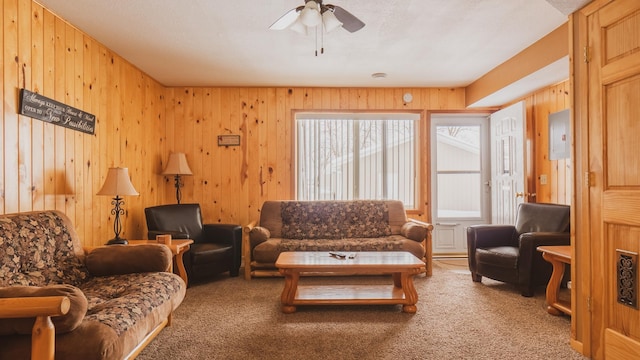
[[283, 283, 417, 313], [294, 284, 410, 303]]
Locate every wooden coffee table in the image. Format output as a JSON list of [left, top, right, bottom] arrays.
[[275, 251, 424, 314]]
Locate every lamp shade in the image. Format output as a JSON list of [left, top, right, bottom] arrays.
[[300, 1, 322, 27], [97, 167, 139, 196], [162, 152, 193, 175], [288, 18, 308, 35], [322, 10, 342, 32]]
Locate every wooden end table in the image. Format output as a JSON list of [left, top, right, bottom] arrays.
[[537, 245, 571, 316], [127, 239, 194, 286], [275, 251, 424, 314]]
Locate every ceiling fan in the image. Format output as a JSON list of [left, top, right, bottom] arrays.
[[270, 0, 365, 34]]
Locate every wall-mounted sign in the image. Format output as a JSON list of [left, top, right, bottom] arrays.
[[19, 88, 96, 135], [217, 134, 240, 146]]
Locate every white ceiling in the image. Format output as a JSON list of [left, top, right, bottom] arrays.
[[35, 0, 581, 107]]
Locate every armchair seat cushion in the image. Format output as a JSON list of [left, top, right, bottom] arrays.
[[476, 246, 518, 268]]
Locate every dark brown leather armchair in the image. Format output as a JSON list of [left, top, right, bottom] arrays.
[[144, 204, 242, 281], [467, 202, 570, 297]]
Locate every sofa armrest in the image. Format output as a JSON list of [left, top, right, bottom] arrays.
[[401, 221, 428, 242], [242, 221, 257, 280], [147, 230, 190, 240], [518, 232, 571, 292], [405, 219, 434, 276], [518, 232, 571, 280], [0, 295, 69, 359], [203, 223, 243, 276], [249, 226, 270, 247], [85, 244, 172, 276]]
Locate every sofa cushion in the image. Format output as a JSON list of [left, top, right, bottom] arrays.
[[280, 201, 392, 239], [0, 284, 88, 335], [79, 272, 184, 337], [252, 236, 425, 264], [0, 211, 89, 287]]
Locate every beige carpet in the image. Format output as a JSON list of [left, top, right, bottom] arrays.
[[137, 259, 585, 360]]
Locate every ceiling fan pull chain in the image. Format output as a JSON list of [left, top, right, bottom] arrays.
[[315, 25, 318, 56], [321, 24, 324, 54]]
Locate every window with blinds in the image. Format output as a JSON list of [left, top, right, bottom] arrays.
[[296, 113, 419, 209]]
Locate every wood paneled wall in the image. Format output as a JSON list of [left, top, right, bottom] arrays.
[[1, 0, 167, 246], [164, 87, 467, 227], [2, 0, 569, 246]]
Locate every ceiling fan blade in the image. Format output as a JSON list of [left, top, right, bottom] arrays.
[[331, 6, 365, 33], [269, 8, 301, 30]]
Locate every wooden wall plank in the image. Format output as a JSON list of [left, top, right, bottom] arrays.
[[4, 0, 19, 214], [30, 1, 43, 211], [17, 0, 32, 213], [0, 1, 6, 214], [42, 8, 54, 211], [63, 22, 75, 225]]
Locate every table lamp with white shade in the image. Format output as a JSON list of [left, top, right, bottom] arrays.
[[97, 167, 139, 245], [162, 152, 192, 204]]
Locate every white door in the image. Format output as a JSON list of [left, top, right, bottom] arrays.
[[431, 114, 491, 255], [490, 101, 527, 225]]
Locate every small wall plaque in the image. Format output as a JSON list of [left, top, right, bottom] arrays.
[[217, 134, 240, 146]]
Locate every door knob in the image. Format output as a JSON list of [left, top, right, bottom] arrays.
[[515, 192, 525, 198]]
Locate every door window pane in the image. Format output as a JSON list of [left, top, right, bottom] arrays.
[[436, 173, 481, 217], [436, 125, 482, 218]]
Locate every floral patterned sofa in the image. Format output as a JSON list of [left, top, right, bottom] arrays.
[[243, 200, 433, 279], [0, 210, 186, 360]]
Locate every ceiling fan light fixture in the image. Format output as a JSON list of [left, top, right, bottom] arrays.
[[322, 10, 342, 32], [300, 1, 322, 27], [288, 18, 308, 35]]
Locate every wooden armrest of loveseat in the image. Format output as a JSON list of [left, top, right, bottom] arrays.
[[0, 296, 70, 360], [243, 220, 257, 280], [407, 218, 434, 276]]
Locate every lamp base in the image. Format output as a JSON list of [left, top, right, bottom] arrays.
[[106, 238, 128, 245]]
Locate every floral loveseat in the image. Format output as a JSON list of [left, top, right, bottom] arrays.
[[0, 210, 186, 360], [243, 200, 433, 279]]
